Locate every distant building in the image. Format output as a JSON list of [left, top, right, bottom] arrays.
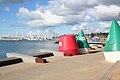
[[57, 32, 108, 42], [85, 32, 108, 42]]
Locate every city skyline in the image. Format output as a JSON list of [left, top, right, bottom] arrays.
[[0, 0, 120, 37]]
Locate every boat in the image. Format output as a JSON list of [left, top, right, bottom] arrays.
[[27, 38, 39, 41]]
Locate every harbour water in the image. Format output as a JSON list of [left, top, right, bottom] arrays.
[[0, 40, 58, 59]]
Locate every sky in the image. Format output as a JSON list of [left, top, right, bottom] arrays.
[[0, 0, 120, 37]]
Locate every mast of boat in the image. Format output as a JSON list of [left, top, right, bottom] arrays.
[[15, 27, 18, 38]]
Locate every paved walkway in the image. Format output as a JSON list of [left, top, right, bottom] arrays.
[[0, 52, 113, 80], [111, 66, 120, 80], [100, 61, 120, 80]]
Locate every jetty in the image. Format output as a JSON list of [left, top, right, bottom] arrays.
[[0, 51, 115, 80]]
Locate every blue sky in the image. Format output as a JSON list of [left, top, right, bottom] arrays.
[[0, 0, 49, 37], [0, 0, 120, 37]]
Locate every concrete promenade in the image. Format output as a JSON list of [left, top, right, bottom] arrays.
[[0, 52, 113, 80]]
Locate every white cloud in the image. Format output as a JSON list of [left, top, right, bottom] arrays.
[[48, 0, 97, 16], [71, 22, 91, 31], [17, 7, 42, 20], [93, 21, 112, 33], [0, 19, 6, 23], [24, 20, 43, 28], [47, 0, 120, 21], [43, 10, 65, 26], [64, 13, 93, 24], [95, 28, 109, 33], [99, 21, 111, 28], [16, 6, 92, 29], [26, 29, 56, 38], [3, 7, 10, 12], [61, 0, 97, 11], [70, 21, 112, 33], [0, 0, 30, 4], [84, 15, 94, 21], [98, 0, 120, 6], [89, 5, 120, 21], [16, 9, 65, 28], [15, 0, 120, 33], [14, 20, 45, 28]]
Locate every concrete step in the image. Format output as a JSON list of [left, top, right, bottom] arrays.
[[31, 52, 54, 58], [0, 57, 23, 67], [7, 53, 47, 63], [40, 49, 73, 56]]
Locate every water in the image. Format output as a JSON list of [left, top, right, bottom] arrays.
[[0, 40, 58, 59]]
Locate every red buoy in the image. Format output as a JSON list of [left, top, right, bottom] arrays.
[[59, 34, 79, 55]]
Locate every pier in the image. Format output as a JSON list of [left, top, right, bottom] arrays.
[[0, 52, 114, 80]]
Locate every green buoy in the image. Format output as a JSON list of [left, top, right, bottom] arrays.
[[104, 20, 120, 63], [77, 30, 89, 54]]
